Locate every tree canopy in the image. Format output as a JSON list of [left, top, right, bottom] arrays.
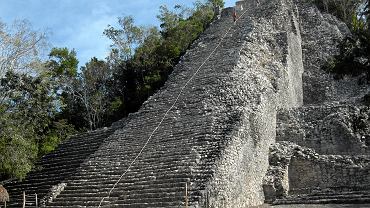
[[0, 20, 47, 76]]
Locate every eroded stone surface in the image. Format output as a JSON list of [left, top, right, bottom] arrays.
[[277, 105, 370, 155], [296, 0, 369, 104]]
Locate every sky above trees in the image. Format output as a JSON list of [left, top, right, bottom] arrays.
[[0, 0, 235, 66]]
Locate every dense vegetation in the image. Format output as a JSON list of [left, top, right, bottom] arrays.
[[0, 0, 223, 180], [318, 0, 370, 83]]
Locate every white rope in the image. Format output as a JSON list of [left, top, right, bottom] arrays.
[[97, 9, 248, 208]]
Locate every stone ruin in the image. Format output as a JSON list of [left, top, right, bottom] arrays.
[[2, 0, 370, 207]]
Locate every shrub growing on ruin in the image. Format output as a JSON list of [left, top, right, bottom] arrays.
[[321, 0, 369, 81]]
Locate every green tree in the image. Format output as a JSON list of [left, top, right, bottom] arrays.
[[0, 72, 54, 179], [0, 71, 77, 180], [104, 16, 145, 61], [157, 5, 185, 34], [45, 47, 83, 128], [0, 23, 78, 180], [0, 19, 48, 76], [47, 47, 78, 78], [39, 120, 76, 155], [78, 58, 112, 130], [208, 0, 225, 8], [133, 28, 162, 69]]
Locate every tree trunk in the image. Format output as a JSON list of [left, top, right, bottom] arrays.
[[22, 191, 25, 208]]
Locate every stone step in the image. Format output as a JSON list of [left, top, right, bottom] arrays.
[[274, 192, 370, 205], [104, 201, 184, 208], [47, 197, 115, 207], [64, 177, 192, 190], [6, 167, 211, 196], [275, 197, 370, 205], [116, 195, 187, 205], [40, 143, 109, 159], [55, 186, 185, 199], [46, 200, 182, 208]]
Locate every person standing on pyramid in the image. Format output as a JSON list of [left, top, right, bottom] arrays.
[[233, 7, 237, 22]]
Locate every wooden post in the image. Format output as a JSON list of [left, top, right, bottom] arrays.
[[185, 182, 188, 208], [22, 191, 25, 208], [206, 190, 209, 208], [35, 193, 38, 208]]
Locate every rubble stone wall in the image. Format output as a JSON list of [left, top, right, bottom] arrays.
[[277, 105, 370, 155], [289, 155, 370, 194], [264, 142, 370, 201]]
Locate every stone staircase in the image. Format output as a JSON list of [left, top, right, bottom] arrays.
[[3, 126, 120, 207], [4, 7, 254, 207], [43, 10, 249, 207]]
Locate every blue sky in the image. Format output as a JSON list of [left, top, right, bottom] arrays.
[[0, 0, 235, 66]]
